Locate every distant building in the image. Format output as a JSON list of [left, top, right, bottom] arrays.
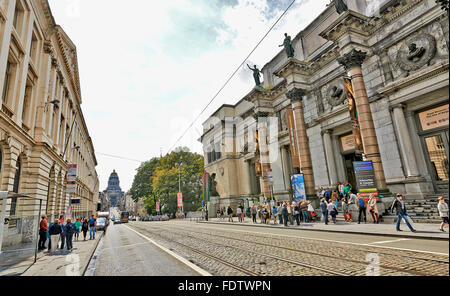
[[103, 170, 124, 207], [120, 192, 135, 214]]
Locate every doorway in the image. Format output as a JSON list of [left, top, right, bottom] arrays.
[[422, 131, 449, 192], [343, 153, 362, 192]]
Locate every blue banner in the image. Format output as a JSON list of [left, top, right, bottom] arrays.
[[290, 174, 306, 203]]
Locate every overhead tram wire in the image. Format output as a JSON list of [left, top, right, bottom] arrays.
[[96, 152, 145, 163], [166, 0, 297, 154]]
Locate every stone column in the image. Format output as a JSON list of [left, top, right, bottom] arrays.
[[281, 146, 292, 190], [392, 104, 420, 177], [255, 112, 272, 199], [244, 160, 253, 195], [286, 88, 316, 196], [322, 130, 338, 185], [338, 49, 387, 190]]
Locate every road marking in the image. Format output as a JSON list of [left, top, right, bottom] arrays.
[[368, 238, 410, 245], [191, 224, 449, 256], [84, 234, 105, 276], [102, 242, 150, 251], [123, 225, 212, 276]]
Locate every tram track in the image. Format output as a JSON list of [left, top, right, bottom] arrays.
[[130, 222, 448, 276]]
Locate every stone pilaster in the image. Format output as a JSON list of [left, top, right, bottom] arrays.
[[286, 88, 316, 196], [254, 111, 272, 199], [391, 104, 420, 177], [322, 130, 338, 185], [338, 49, 387, 191]]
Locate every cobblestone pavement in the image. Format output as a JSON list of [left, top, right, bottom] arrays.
[[128, 221, 449, 276]]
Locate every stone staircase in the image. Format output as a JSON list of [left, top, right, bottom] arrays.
[[382, 194, 449, 224]]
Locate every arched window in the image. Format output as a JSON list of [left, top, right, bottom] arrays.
[[10, 157, 21, 215]]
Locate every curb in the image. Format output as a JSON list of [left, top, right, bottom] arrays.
[[198, 221, 450, 241], [82, 231, 105, 276]]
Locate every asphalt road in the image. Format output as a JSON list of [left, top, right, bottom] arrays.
[[93, 223, 203, 276]]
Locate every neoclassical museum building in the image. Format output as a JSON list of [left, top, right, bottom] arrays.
[[200, 0, 449, 218], [0, 0, 99, 247]]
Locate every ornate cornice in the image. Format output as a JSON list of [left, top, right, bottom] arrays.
[[273, 58, 311, 78], [337, 49, 367, 70], [377, 59, 449, 95], [319, 10, 372, 43], [286, 88, 306, 103]]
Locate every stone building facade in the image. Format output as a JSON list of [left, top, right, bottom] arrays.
[[200, 0, 449, 215], [102, 170, 124, 208], [0, 0, 99, 231]]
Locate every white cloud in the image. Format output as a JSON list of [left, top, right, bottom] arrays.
[[48, 0, 330, 191]]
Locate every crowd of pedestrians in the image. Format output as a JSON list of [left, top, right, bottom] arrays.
[[38, 214, 98, 254], [215, 181, 449, 233]]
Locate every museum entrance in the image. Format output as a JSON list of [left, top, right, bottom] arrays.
[[417, 103, 449, 193], [422, 131, 449, 192], [343, 152, 361, 192]]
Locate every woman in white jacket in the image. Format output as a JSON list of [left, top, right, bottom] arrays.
[[367, 194, 379, 224]]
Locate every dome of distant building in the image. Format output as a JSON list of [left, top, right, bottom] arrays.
[[103, 170, 124, 207]]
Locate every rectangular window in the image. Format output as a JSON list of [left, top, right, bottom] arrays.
[[29, 32, 38, 61], [21, 83, 32, 126], [13, 2, 24, 35], [2, 61, 12, 103]]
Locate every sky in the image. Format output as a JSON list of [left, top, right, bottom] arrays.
[[47, 0, 330, 192]]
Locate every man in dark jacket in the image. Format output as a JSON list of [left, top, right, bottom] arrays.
[[391, 194, 416, 232], [281, 202, 289, 227], [38, 215, 48, 250], [320, 198, 328, 225], [227, 206, 233, 222], [64, 219, 76, 251]]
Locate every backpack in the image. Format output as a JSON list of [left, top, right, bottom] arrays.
[[358, 198, 365, 207], [82, 222, 89, 230]]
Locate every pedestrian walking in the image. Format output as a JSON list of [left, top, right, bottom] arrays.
[[287, 202, 293, 225], [292, 202, 300, 226], [307, 202, 316, 222], [328, 200, 338, 224], [82, 218, 89, 240], [281, 202, 289, 227], [342, 198, 352, 222], [89, 214, 97, 239], [272, 206, 278, 224], [356, 194, 367, 224], [367, 194, 379, 224], [59, 218, 66, 249], [264, 205, 271, 225], [74, 218, 82, 241], [251, 204, 257, 223], [320, 198, 329, 225], [261, 207, 266, 224], [227, 206, 233, 222], [390, 194, 416, 232], [46, 220, 53, 251], [64, 219, 76, 251], [437, 196, 448, 232], [344, 182, 352, 199], [331, 191, 339, 208], [236, 206, 242, 223], [277, 204, 283, 225], [38, 215, 48, 251], [48, 220, 63, 253], [300, 201, 310, 222]]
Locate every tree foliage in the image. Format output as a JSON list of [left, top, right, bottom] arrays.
[[130, 147, 204, 215]]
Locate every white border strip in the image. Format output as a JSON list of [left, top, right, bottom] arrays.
[[124, 225, 212, 276], [196, 224, 449, 256]]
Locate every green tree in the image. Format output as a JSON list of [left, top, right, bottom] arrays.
[[129, 157, 160, 212], [152, 147, 204, 214]]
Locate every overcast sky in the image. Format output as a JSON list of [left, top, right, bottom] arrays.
[[47, 0, 330, 192]]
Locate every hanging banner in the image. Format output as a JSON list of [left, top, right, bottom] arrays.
[[67, 164, 77, 183], [177, 192, 183, 208], [286, 109, 300, 168], [156, 201, 160, 212], [255, 130, 262, 176], [290, 174, 306, 203], [202, 172, 210, 203], [344, 78, 364, 155]]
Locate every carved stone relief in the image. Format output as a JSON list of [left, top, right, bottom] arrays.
[[396, 33, 437, 73], [326, 84, 346, 107]]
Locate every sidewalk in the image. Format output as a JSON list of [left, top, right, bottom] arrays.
[[199, 218, 450, 240], [0, 231, 103, 276]]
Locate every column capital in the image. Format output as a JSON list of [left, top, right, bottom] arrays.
[[337, 49, 367, 71], [389, 103, 405, 111], [286, 88, 306, 103], [321, 129, 333, 136], [253, 111, 269, 121]]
